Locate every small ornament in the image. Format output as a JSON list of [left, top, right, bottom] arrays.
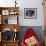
[[5, 18, 8, 24]]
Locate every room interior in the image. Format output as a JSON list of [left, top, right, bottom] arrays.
[[0, 0, 46, 46]]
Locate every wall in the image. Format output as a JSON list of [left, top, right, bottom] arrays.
[[0, 0, 44, 26], [17, 0, 44, 26]]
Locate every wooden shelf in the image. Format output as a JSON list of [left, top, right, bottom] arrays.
[[0, 7, 19, 46], [0, 7, 19, 10], [0, 40, 19, 46], [2, 40, 19, 42], [0, 24, 20, 32]]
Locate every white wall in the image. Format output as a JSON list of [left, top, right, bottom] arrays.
[[0, 0, 44, 26], [17, 0, 44, 26]]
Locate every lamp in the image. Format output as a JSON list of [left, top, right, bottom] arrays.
[[13, 28, 18, 41], [15, 0, 17, 7], [14, 28, 17, 32]]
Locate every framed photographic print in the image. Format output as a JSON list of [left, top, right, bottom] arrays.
[[2, 10, 9, 15], [8, 16, 18, 24], [24, 8, 37, 19]]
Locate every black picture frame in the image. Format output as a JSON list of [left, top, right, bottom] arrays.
[[24, 8, 37, 19]]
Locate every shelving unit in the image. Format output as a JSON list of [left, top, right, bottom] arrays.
[[0, 7, 19, 46]]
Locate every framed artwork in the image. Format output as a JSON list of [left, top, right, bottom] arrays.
[[24, 8, 37, 19], [2, 10, 9, 15], [8, 16, 18, 24]]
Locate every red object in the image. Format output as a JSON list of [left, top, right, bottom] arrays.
[[21, 28, 41, 46]]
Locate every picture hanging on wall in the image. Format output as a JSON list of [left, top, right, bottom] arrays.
[[24, 8, 37, 19]]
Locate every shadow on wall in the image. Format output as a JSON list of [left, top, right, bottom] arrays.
[[18, 26, 43, 44]]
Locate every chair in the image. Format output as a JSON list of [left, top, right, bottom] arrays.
[[21, 28, 41, 46]]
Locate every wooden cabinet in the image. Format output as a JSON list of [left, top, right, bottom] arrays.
[[0, 7, 19, 46], [43, 0, 46, 46], [0, 41, 19, 46], [43, 0, 46, 26], [2, 41, 19, 46], [44, 28, 46, 46]]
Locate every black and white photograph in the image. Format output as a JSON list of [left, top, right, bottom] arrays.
[[24, 8, 37, 19]]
